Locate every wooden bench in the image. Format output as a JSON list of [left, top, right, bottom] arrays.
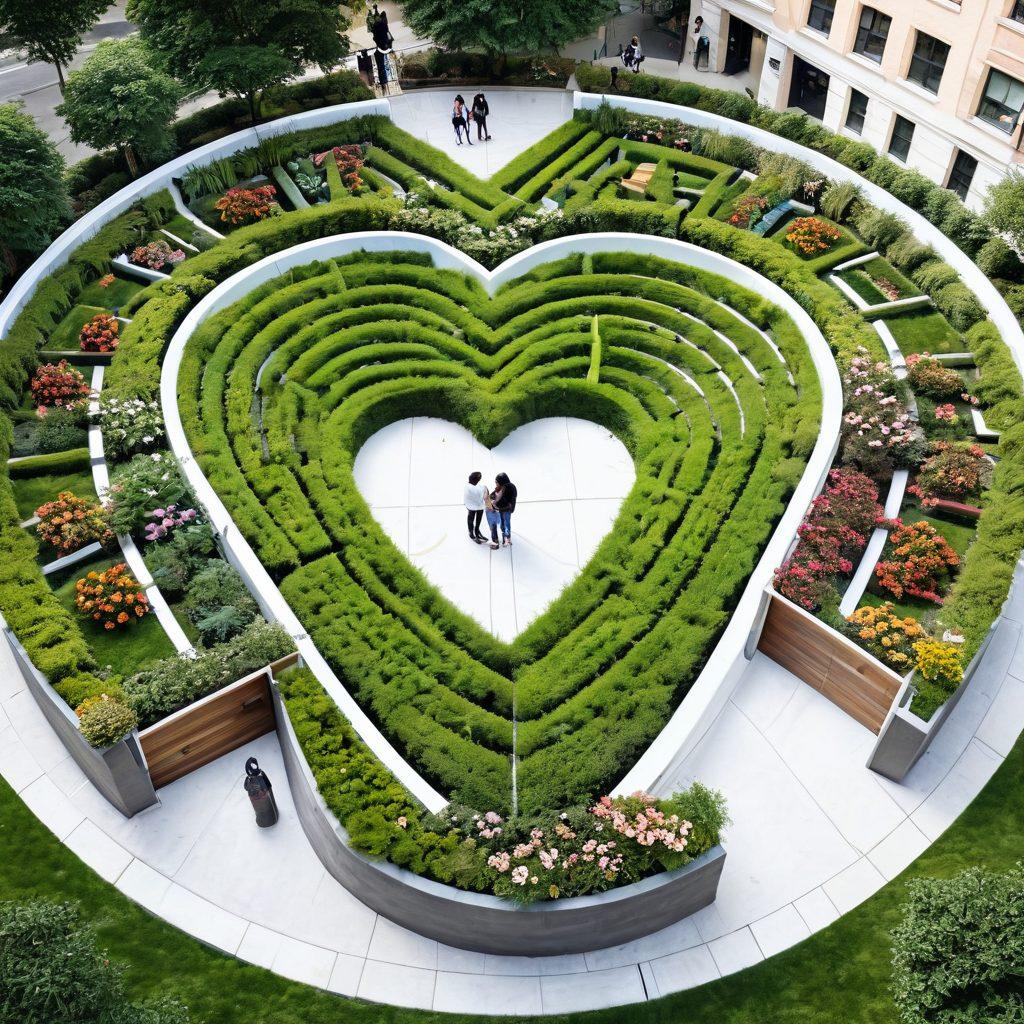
[[620, 162, 657, 195]]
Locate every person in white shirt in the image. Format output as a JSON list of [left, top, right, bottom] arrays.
[[464, 471, 488, 543]]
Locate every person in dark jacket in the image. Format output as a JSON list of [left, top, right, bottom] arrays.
[[493, 472, 517, 547], [471, 93, 491, 141], [452, 94, 472, 145]]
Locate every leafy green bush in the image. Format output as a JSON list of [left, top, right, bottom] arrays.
[[891, 865, 1024, 1024], [76, 693, 138, 748], [182, 561, 259, 645]]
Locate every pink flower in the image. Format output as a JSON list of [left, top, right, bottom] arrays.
[[511, 866, 529, 885]]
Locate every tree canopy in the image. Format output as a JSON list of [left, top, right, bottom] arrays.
[[984, 170, 1024, 259], [0, 103, 70, 276], [57, 39, 182, 177], [0, 0, 106, 90], [125, 0, 349, 122], [399, 0, 617, 57]]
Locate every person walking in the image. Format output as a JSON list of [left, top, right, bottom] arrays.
[[464, 471, 487, 543], [452, 94, 472, 146], [471, 93, 492, 141], [493, 472, 517, 547], [623, 35, 644, 73], [483, 486, 501, 549]]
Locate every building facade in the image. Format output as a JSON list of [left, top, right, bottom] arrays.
[[694, 0, 1024, 208]]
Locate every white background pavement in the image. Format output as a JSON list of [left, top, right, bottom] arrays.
[[2, 568, 1022, 1012], [353, 417, 634, 640]]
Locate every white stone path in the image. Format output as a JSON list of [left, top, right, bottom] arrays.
[[354, 417, 634, 641], [2, 566, 1023, 1013]]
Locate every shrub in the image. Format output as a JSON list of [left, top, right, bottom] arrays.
[[123, 620, 294, 726], [842, 353, 915, 479], [976, 235, 1024, 280], [78, 312, 119, 353], [215, 185, 278, 225], [182, 560, 259, 645], [905, 353, 974, 401], [875, 521, 960, 604], [145, 522, 217, 597], [846, 602, 925, 673], [785, 216, 842, 256], [95, 395, 165, 459], [75, 563, 150, 630], [912, 636, 964, 694], [130, 239, 186, 271], [729, 194, 767, 229], [106, 453, 191, 535], [76, 693, 138, 747], [33, 405, 84, 454], [913, 441, 989, 503], [819, 180, 861, 223], [30, 360, 91, 410], [891, 865, 1024, 1024], [854, 206, 905, 249], [36, 491, 112, 555]]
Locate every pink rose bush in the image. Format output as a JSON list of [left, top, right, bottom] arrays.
[[841, 352, 916, 479]]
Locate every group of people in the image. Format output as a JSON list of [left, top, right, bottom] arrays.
[[464, 472, 517, 549], [619, 16, 710, 76], [451, 93, 492, 145]]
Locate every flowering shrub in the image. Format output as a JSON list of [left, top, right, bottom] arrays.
[[30, 360, 90, 410], [785, 216, 842, 256], [36, 491, 112, 555], [912, 441, 989, 503], [215, 185, 277, 225], [872, 276, 901, 302], [875, 520, 960, 604], [105, 453, 192, 536], [774, 468, 885, 610], [623, 114, 689, 148], [75, 563, 150, 630], [933, 403, 958, 424], [729, 194, 767, 229], [78, 312, 119, 353], [130, 239, 185, 271], [905, 354, 976, 403], [94, 395, 164, 459], [76, 693, 138, 747], [912, 637, 963, 692], [841, 352, 915, 478], [315, 144, 366, 191], [144, 503, 197, 542], [846, 602, 926, 673]]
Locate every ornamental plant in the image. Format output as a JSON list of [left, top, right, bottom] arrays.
[[97, 272, 116, 288], [36, 491, 112, 555], [933, 402, 958, 424], [215, 184, 277, 225], [74, 563, 150, 630], [78, 311, 119, 353], [314, 144, 365, 192], [912, 441, 989, 503], [875, 520, 960, 604], [905, 353, 977, 403], [105, 452, 191, 536], [129, 239, 185, 271], [30, 360, 91, 410], [785, 215, 842, 256], [872, 276, 900, 302], [912, 636, 964, 692], [144, 503, 197, 542], [729, 194, 767, 229], [841, 352, 915, 479], [75, 693, 138, 747], [846, 602, 926, 673], [623, 114, 689, 148], [94, 394, 164, 459]]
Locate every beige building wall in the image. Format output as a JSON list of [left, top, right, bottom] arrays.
[[694, 0, 1024, 208]]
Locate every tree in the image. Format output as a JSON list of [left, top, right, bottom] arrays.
[[126, 0, 348, 124], [0, 103, 70, 277], [57, 39, 182, 177], [398, 0, 617, 67], [983, 170, 1024, 259], [0, 0, 106, 92]]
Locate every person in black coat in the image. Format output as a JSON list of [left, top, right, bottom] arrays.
[[493, 472, 517, 547], [471, 93, 491, 141]]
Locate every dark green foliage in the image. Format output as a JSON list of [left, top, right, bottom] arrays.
[[181, 561, 259, 645]]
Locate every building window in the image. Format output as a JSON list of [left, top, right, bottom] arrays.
[[845, 89, 869, 133], [888, 115, 915, 162], [907, 32, 949, 94], [853, 6, 892, 64], [807, 0, 836, 33], [1011, 1, 1024, 25], [946, 150, 978, 201], [977, 68, 1024, 132]]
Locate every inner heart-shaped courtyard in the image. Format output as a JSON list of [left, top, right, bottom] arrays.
[[177, 243, 822, 815], [353, 416, 635, 641]]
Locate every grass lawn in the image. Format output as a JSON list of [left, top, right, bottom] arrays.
[[161, 213, 211, 243], [836, 268, 888, 305], [858, 257, 921, 298], [0, 724, 1021, 1023], [49, 555, 175, 674], [884, 310, 963, 356], [12, 468, 96, 520], [78, 274, 144, 311]]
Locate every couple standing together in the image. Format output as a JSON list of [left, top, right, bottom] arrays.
[[464, 472, 517, 549]]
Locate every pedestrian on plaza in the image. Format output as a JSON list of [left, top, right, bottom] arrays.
[[465, 471, 487, 543], [471, 93, 492, 141], [452, 94, 473, 145], [483, 485, 501, 549], [493, 473, 517, 547], [623, 35, 644, 73]]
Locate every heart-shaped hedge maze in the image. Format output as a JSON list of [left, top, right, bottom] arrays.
[[178, 249, 821, 814]]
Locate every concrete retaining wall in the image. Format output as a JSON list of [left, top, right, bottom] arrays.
[[272, 684, 726, 956]]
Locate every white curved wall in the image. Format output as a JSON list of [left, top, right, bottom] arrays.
[[160, 230, 841, 808]]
